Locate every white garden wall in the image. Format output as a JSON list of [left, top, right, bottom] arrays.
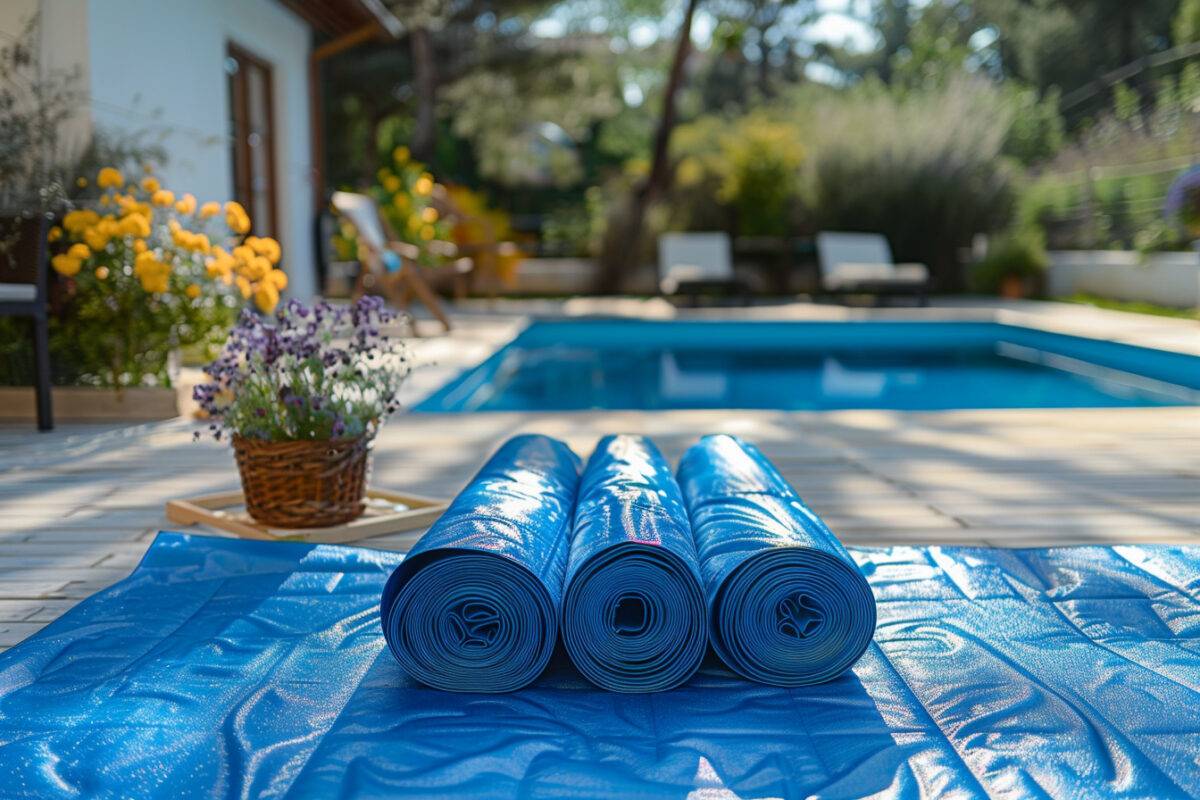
[[1047, 250, 1200, 309]]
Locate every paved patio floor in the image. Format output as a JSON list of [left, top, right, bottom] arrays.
[[0, 299, 1196, 651]]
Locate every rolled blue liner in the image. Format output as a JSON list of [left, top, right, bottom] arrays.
[[678, 434, 876, 687], [562, 435, 707, 692], [380, 433, 581, 692]]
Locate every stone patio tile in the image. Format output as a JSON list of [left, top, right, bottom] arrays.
[[0, 623, 53, 647], [0, 601, 49, 622]]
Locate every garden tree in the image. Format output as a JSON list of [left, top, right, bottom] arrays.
[[597, 0, 701, 293], [326, 0, 675, 187], [822, 0, 914, 82], [323, 1, 557, 184], [699, 0, 818, 99], [1175, 0, 1200, 45], [899, 0, 1174, 100], [442, 50, 629, 186], [410, 26, 437, 162], [884, 1, 984, 87], [872, 0, 911, 83], [380, 1, 564, 162], [825, 0, 1177, 104]]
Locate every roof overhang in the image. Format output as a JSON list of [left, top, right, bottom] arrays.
[[276, 0, 404, 40]]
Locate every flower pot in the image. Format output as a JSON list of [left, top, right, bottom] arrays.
[[232, 434, 372, 528], [999, 274, 1027, 299]]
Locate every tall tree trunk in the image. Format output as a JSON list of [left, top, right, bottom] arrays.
[[411, 27, 437, 162], [758, 34, 770, 96], [363, 108, 385, 185], [597, 0, 699, 293]]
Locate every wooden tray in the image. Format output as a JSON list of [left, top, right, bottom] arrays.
[[166, 487, 448, 545]]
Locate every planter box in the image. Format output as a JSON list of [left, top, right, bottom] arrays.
[[0, 386, 180, 422], [1047, 250, 1200, 308], [509, 257, 597, 295]]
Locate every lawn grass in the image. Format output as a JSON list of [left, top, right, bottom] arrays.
[[1055, 293, 1199, 320]]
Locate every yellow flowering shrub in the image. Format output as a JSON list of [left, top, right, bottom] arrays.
[[444, 184, 525, 285], [47, 167, 289, 387], [332, 147, 453, 268], [97, 167, 123, 189]]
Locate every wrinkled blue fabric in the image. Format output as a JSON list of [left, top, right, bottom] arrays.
[[3, 533, 1200, 798], [562, 435, 707, 692], [678, 434, 877, 686], [379, 434, 580, 692]]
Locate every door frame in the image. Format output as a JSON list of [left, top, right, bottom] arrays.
[[227, 42, 280, 238]]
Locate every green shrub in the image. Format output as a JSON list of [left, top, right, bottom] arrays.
[[669, 108, 805, 236]]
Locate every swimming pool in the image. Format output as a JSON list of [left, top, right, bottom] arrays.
[[414, 320, 1200, 412]]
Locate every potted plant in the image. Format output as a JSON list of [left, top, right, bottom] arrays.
[[192, 297, 411, 528], [973, 226, 1049, 299], [0, 166, 287, 420]]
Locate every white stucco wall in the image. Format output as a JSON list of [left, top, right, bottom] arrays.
[[1047, 251, 1200, 309], [84, 0, 316, 300]]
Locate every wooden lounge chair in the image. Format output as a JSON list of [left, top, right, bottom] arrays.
[[816, 232, 929, 306], [657, 232, 750, 306], [0, 216, 53, 430], [330, 191, 472, 333]]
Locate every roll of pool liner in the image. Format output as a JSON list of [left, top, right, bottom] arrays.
[[561, 435, 707, 693], [678, 434, 876, 687], [380, 434, 581, 692]]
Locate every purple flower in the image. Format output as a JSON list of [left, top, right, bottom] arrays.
[[1165, 165, 1200, 231], [191, 297, 412, 444]]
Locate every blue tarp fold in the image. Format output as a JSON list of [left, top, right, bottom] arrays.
[[678, 434, 876, 686], [2, 533, 1200, 798], [561, 435, 707, 692], [379, 434, 580, 692]]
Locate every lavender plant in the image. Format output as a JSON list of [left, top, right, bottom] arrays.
[[193, 297, 411, 442]]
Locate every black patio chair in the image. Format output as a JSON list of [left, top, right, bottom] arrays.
[[0, 215, 53, 430]]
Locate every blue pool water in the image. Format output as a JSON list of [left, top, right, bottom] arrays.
[[414, 321, 1200, 412]]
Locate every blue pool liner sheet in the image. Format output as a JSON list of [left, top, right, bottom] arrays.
[[678, 434, 877, 686], [379, 433, 580, 692], [561, 435, 707, 692], [3, 532, 1200, 798]]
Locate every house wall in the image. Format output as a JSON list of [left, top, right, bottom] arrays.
[[0, 0, 93, 164], [86, 0, 316, 301], [1046, 251, 1200, 309]]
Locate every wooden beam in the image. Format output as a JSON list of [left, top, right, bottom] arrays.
[[313, 22, 382, 62]]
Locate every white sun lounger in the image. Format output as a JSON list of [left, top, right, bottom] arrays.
[[816, 232, 929, 305]]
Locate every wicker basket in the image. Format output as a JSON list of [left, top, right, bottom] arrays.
[[232, 434, 372, 528]]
